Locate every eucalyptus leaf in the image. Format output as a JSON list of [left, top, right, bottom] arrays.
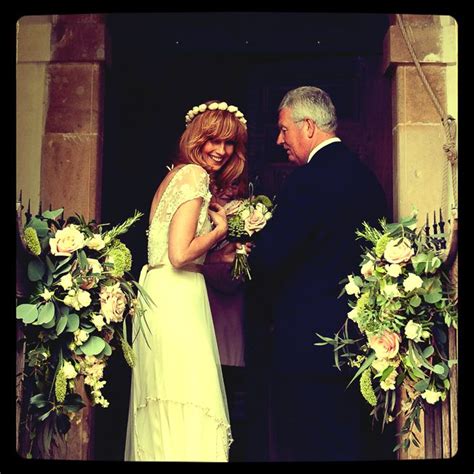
[[80, 336, 106, 356], [28, 260, 45, 282], [16, 304, 39, 323], [422, 346, 435, 358], [41, 317, 56, 329], [37, 301, 55, 325], [66, 313, 80, 332], [42, 208, 64, 220], [414, 379, 430, 392], [432, 364, 445, 375], [28, 217, 50, 238], [56, 315, 68, 336]]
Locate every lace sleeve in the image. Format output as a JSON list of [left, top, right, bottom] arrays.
[[166, 164, 211, 220]]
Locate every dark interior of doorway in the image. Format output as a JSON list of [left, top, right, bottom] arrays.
[[96, 12, 391, 461]]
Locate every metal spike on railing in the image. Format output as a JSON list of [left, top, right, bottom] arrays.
[[25, 199, 32, 224], [425, 213, 430, 237]]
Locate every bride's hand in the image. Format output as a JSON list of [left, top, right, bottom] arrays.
[[208, 202, 228, 239]]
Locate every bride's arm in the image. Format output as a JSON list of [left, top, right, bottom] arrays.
[[168, 198, 227, 269]]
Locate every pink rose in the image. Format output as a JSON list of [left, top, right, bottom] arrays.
[[244, 209, 267, 236], [100, 283, 127, 324], [224, 199, 245, 216], [383, 238, 414, 264], [368, 330, 401, 359]]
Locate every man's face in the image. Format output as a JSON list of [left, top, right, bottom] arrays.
[[276, 107, 309, 166]]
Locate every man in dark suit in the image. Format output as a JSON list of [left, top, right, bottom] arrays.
[[245, 86, 394, 461]]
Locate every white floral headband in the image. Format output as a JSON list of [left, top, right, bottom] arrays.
[[185, 101, 247, 128]]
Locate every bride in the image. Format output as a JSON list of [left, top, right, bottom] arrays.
[[124, 100, 248, 462]]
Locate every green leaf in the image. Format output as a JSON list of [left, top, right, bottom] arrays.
[[422, 346, 435, 358], [80, 336, 106, 356], [37, 301, 55, 325], [347, 351, 376, 387], [30, 393, 49, 408], [66, 313, 80, 332], [42, 317, 56, 329], [409, 295, 422, 308], [77, 249, 89, 271], [433, 363, 449, 379], [28, 260, 46, 282], [16, 304, 39, 323], [414, 379, 430, 392], [56, 315, 68, 336], [97, 340, 113, 358], [42, 208, 64, 220], [54, 255, 73, 275]]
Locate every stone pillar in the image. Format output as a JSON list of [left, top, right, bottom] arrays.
[[16, 14, 106, 460], [383, 14, 458, 460], [41, 14, 106, 222]]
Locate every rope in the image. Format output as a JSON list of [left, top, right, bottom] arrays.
[[396, 14, 458, 208]]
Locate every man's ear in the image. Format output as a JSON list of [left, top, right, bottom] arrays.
[[305, 118, 316, 139]]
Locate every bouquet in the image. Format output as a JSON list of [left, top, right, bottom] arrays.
[[16, 208, 152, 458], [315, 213, 457, 452], [224, 192, 275, 281]]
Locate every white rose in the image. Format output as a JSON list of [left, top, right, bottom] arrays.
[[86, 234, 106, 251], [383, 238, 414, 264], [361, 260, 375, 278], [344, 275, 360, 297], [49, 225, 85, 257], [255, 202, 267, 214], [77, 289, 92, 308], [403, 273, 424, 292], [386, 263, 402, 278], [404, 320, 424, 342], [421, 389, 442, 404], [62, 360, 78, 379], [59, 273, 74, 290]]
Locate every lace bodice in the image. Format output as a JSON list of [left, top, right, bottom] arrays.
[[147, 164, 213, 266]]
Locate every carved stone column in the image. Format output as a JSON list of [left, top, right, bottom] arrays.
[[383, 14, 458, 459]]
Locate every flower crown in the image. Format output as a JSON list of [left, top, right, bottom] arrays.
[[185, 101, 247, 128]]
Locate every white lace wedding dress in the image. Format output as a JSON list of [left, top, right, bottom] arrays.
[[124, 164, 232, 461]]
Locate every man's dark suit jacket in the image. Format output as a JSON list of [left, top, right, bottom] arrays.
[[245, 141, 392, 461]]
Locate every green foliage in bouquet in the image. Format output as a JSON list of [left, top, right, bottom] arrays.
[[16, 208, 153, 458], [315, 213, 458, 452]]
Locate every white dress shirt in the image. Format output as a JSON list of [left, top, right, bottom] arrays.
[[307, 137, 342, 164]]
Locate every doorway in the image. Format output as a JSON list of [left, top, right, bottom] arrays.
[[96, 11, 391, 461]]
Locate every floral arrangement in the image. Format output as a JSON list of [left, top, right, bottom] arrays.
[[224, 192, 274, 281], [315, 213, 458, 452], [16, 208, 152, 458]]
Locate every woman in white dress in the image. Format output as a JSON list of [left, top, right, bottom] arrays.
[[124, 100, 248, 462]]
